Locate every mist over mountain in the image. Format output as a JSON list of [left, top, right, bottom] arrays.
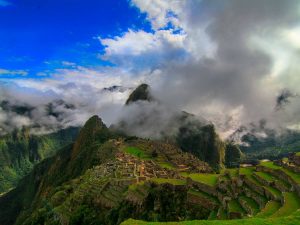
[[1, 0, 300, 224], [229, 121, 300, 159], [1, 0, 300, 141], [113, 84, 227, 169]]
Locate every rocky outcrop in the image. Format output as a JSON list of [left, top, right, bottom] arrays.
[[125, 84, 153, 105], [289, 153, 300, 166]]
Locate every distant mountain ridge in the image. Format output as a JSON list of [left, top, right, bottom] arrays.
[[229, 124, 300, 159]]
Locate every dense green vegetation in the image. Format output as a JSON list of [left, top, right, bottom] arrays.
[[225, 142, 243, 167], [238, 128, 300, 160], [176, 120, 225, 171], [0, 127, 79, 193], [1, 113, 300, 225]]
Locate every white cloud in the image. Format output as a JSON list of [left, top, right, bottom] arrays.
[[99, 29, 187, 70], [2, 0, 300, 137], [283, 27, 300, 49], [0, 65, 148, 133], [0, 68, 28, 76], [130, 0, 183, 29]]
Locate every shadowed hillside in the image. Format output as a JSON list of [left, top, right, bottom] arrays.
[[0, 127, 79, 193]]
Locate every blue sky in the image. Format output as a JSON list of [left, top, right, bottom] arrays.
[[0, 0, 300, 135], [0, 0, 151, 78]]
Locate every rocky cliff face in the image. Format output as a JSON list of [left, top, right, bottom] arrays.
[[125, 84, 153, 105]]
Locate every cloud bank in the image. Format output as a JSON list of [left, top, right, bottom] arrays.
[[1, 0, 300, 138]]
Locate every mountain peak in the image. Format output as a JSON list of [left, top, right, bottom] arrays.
[[71, 115, 109, 160], [125, 83, 153, 105], [83, 115, 106, 129]]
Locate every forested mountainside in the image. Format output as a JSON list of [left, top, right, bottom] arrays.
[[1, 115, 300, 225], [230, 125, 300, 159], [0, 115, 213, 225], [0, 127, 79, 193]]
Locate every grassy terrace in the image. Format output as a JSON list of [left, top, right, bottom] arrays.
[[260, 161, 300, 184], [250, 174, 281, 199], [255, 172, 275, 182], [255, 171, 291, 189], [256, 201, 281, 218], [188, 189, 219, 203], [150, 178, 186, 185], [238, 167, 262, 185], [271, 192, 300, 218], [239, 167, 255, 176], [158, 162, 175, 170], [226, 168, 239, 178], [238, 166, 282, 199], [124, 146, 150, 159], [120, 156, 300, 225], [228, 199, 245, 214], [122, 211, 300, 225], [187, 173, 219, 186], [239, 196, 260, 215]]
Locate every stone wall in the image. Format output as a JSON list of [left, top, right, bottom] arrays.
[[238, 198, 253, 215], [187, 192, 218, 210], [289, 154, 300, 166], [243, 188, 265, 209], [242, 177, 265, 196], [256, 166, 300, 197], [282, 163, 300, 173], [186, 178, 218, 196]]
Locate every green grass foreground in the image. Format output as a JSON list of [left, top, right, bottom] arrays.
[[121, 210, 300, 225]]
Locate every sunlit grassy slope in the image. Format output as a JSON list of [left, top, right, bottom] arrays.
[[122, 210, 300, 225], [122, 158, 300, 225]]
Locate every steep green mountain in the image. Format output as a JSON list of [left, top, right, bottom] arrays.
[[0, 115, 212, 225], [0, 126, 79, 193], [175, 112, 226, 171], [1, 115, 300, 225], [224, 142, 244, 168]]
